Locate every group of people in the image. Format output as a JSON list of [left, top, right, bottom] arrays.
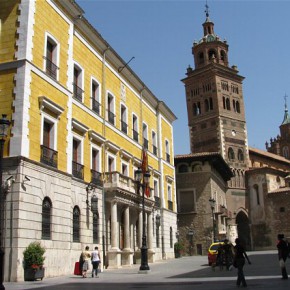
[[79, 246, 101, 278]]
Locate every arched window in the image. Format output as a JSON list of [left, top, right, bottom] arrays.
[[228, 147, 235, 161], [179, 164, 188, 173], [42, 197, 52, 240], [209, 98, 213, 110], [223, 97, 226, 109], [192, 164, 202, 172], [253, 184, 260, 205], [226, 98, 231, 110], [193, 103, 197, 116], [208, 49, 217, 60], [73, 206, 80, 242], [236, 101, 240, 113], [93, 212, 99, 244], [198, 52, 204, 64], [238, 149, 244, 162]]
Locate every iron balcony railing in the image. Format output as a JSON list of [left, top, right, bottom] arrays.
[[166, 153, 170, 163], [143, 138, 148, 150], [153, 145, 157, 156], [91, 169, 103, 186], [72, 161, 84, 180], [168, 200, 173, 211], [154, 196, 161, 208], [73, 83, 83, 102], [44, 57, 58, 80], [133, 129, 138, 142], [108, 111, 115, 125], [92, 99, 100, 115], [40, 145, 58, 168], [121, 121, 128, 134]]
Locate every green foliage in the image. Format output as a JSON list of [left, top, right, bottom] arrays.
[[23, 242, 46, 269], [174, 242, 184, 251]]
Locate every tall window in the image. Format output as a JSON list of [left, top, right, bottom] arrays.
[[107, 93, 115, 125], [165, 140, 170, 163], [238, 149, 244, 162], [143, 123, 148, 149], [228, 147, 235, 161], [152, 131, 157, 156], [91, 148, 101, 186], [73, 206, 80, 242], [45, 37, 58, 79], [73, 65, 83, 102], [132, 114, 138, 142], [121, 105, 127, 134], [72, 138, 83, 179], [91, 80, 100, 115], [254, 184, 260, 205], [42, 197, 52, 240]]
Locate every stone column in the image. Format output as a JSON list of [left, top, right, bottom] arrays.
[[135, 210, 143, 264], [147, 211, 155, 263], [108, 200, 121, 268], [121, 206, 133, 265]]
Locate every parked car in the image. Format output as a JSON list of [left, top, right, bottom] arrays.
[[207, 242, 224, 266]]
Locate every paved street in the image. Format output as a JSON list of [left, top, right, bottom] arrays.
[[5, 251, 290, 290]]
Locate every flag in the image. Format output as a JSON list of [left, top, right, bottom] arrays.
[[145, 185, 150, 198], [141, 147, 148, 174]]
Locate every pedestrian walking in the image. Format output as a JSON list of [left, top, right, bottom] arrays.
[[223, 239, 234, 270], [233, 238, 251, 287], [81, 246, 91, 278], [91, 246, 101, 278], [277, 234, 289, 280]]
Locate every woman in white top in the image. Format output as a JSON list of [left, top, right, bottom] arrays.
[[91, 246, 101, 278]]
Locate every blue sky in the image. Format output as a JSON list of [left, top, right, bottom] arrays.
[[76, 0, 290, 155]]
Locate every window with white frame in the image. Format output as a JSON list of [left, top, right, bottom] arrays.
[[73, 64, 83, 102], [165, 140, 170, 163], [91, 146, 102, 186], [107, 92, 115, 125], [120, 104, 128, 134], [154, 179, 159, 197], [91, 79, 100, 115], [72, 136, 84, 179], [107, 154, 116, 173], [132, 114, 138, 142], [44, 34, 59, 80], [41, 114, 58, 168], [167, 184, 173, 211], [152, 131, 157, 156], [121, 162, 129, 176], [143, 123, 148, 149]]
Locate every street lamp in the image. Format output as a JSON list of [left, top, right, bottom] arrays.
[[0, 114, 10, 290], [209, 198, 216, 242], [135, 167, 150, 272]]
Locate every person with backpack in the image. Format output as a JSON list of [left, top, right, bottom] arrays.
[[277, 234, 289, 280]]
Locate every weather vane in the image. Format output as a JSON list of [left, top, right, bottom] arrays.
[[284, 93, 288, 110], [205, 1, 209, 18]]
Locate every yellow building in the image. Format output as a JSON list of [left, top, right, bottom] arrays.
[[0, 0, 177, 281]]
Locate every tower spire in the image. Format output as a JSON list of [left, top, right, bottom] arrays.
[[282, 94, 290, 125]]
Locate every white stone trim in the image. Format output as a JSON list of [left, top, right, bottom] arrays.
[[40, 112, 58, 150], [72, 118, 89, 135], [39, 96, 64, 117]]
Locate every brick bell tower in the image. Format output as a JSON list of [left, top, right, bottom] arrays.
[[182, 5, 249, 204]]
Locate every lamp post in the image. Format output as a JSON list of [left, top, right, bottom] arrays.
[[135, 167, 150, 272], [209, 198, 216, 242], [0, 114, 10, 290]]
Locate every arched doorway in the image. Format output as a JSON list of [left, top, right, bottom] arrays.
[[236, 211, 251, 250]]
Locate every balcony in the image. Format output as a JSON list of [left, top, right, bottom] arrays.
[[108, 111, 115, 125], [154, 196, 161, 208], [121, 120, 128, 134], [133, 129, 138, 142], [73, 83, 83, 102], [92, 99, 100, 115], [44, 57, 58, 80], [91, 169, 103, 186], [143, 138, 148, 150], [72, 161, 84, 180], [153, 145, 157, 156], [40, 145, 58, 168], [168, 200, 173, 211]]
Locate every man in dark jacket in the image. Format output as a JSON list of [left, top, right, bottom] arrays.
[[277, 234, 289, 280]]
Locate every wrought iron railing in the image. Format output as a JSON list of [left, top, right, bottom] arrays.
[[133, 129, 138, 142], [154, 196, 161, 208], [73, 83, 83, 102], [121, 121, 128, 134], [108, 111, 115, 125], [153, 145, 157, 156], [44, 57, 58, 80], [40, 145, 58, 168], [143, 138, 148, 149], [92, 99, 100, 115], [91, 169, 103, 186], [166, 153, 170, 163], [72, 161, 84, 179], [168, 200, 173, 211]]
